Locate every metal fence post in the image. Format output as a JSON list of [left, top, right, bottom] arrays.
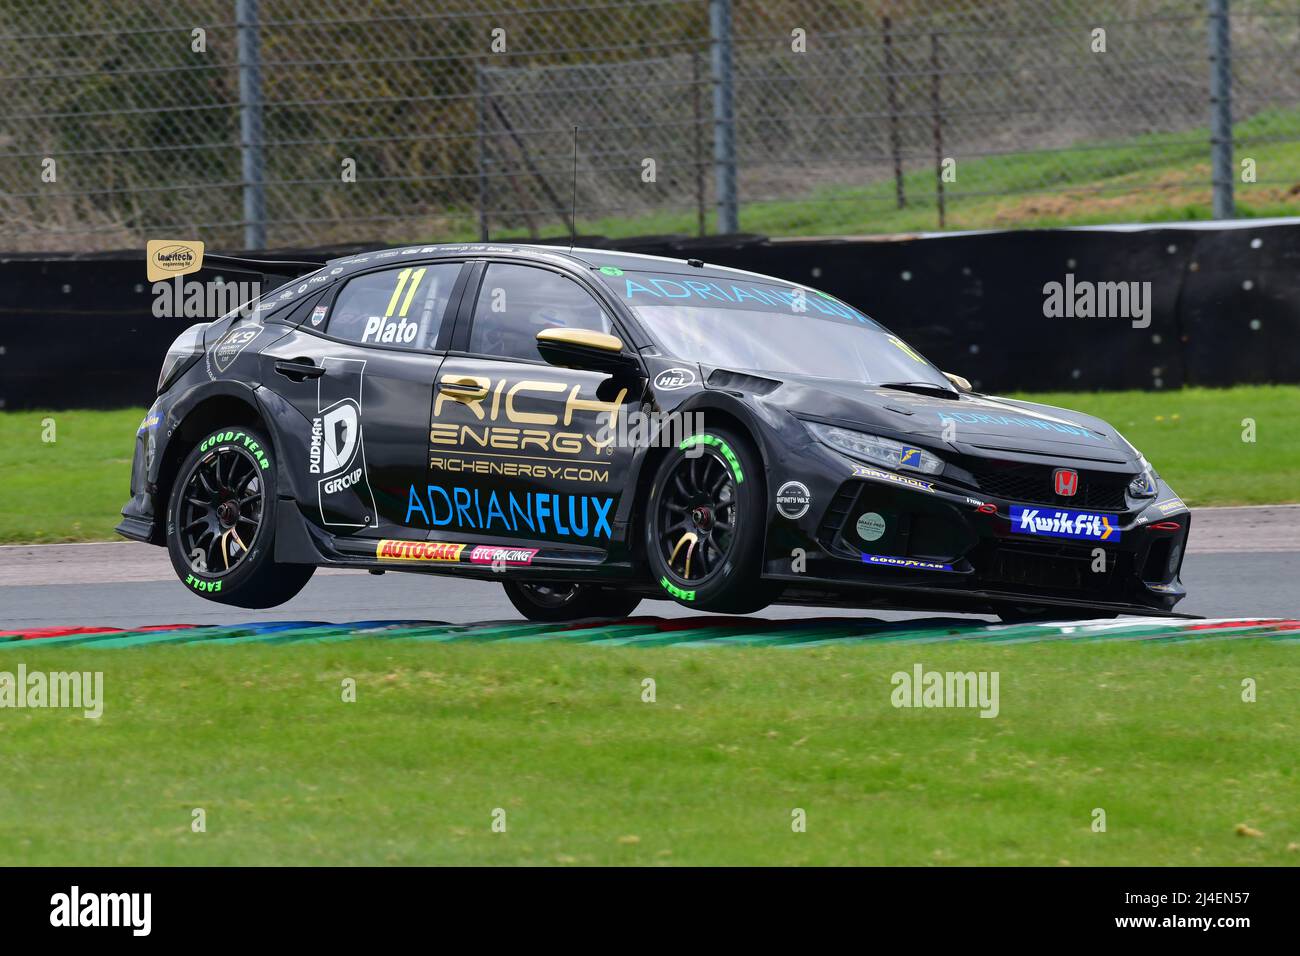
[[931, 31, 945, 229], [236, 0, 266, 249], [477, 64, 490, 241], [1208, 0, 1235, 219], [709, 0, 738, 235], [883, 15, 905, 210]]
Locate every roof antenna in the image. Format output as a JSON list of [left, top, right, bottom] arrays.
[[568, 125, 578, 254]]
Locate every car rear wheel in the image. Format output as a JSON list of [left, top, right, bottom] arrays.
[[165, 425, 314, 608], [502, 581, 641, 622], [645, 426, 769, 613]]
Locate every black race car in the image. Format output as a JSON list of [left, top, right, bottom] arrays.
[[118, 243, 1190, 621]]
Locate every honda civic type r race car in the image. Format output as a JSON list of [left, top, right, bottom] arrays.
[[118, 243, 1190, 621]]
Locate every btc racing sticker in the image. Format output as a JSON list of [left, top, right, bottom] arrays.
[[376, 540, 465, 562], [1011, 505, 1121, 542], [206, 324, 264, 378], [310, 357, 378, 528], [469, 545, 538, 567]]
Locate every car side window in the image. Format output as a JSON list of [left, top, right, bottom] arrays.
[[325, 263, 460, 350], [469, 263, 612, 362]]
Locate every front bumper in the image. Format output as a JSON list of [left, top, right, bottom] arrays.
[[764, 455, 1190, 616]]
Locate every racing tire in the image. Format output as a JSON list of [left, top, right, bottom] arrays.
[[502, 581, 642, 622], [165, 424, 315, 608], [644, 425, 769, 614]]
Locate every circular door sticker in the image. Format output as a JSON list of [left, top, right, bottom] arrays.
[[775, 481, 811, 519], [856, 512, 887, 541]]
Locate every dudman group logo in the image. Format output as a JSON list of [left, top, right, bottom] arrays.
[[146, 239, 204, 282]]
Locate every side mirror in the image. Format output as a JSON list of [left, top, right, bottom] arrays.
[[943, 372, 973, 393], [536, 327, 640, 376]]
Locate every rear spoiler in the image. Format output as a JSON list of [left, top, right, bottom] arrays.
[[202, 254, 325, 277]]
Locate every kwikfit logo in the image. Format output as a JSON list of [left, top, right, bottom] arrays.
[[1011, 505, 1119, 541]]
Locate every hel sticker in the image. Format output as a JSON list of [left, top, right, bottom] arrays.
[[680, 434, 743, 483], [147, 239, 204, 282], [1010, 505, 1120, 542], [375, 540, 465, 562], [856, 512, 886, 542], [653, 367, 696, 390], [862, 554, 954, 572], [775, 481, 811, 520], [310, 305, 327, 327]]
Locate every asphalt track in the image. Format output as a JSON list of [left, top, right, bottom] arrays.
[[1, 505, 1297, 631]]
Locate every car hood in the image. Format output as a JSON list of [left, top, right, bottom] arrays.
[[708, 368, 1135, 465]]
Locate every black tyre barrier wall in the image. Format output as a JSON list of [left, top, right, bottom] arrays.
[[1, 221, 1296, 410]]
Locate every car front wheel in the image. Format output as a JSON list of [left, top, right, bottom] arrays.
[[165, 425, 314, 608], [645, 425, 769, 613]]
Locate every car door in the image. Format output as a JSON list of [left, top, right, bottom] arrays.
[[421, 259, 644, 552], [259, 260, 469, 537]]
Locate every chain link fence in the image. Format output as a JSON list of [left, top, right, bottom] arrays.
[[2, 0, 1299, 251]]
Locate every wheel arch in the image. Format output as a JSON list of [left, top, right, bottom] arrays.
[[152, 383, 273, 539], [625, 393, 773, 564]]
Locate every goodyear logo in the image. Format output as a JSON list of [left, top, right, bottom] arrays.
[[146, 239, 204, 281], [375, 540, 465, 562], [863, 554, 954, 572], [1011, 506, 1120, 542], [899, 447, 923, 469]]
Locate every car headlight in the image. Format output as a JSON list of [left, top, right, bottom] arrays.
[[805, 422, 944, 475], [1129, 455, 1158, 498], [157, 323, 208, 393]]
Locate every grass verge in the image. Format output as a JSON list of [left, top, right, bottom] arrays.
[[0, 640, 1296, 865]]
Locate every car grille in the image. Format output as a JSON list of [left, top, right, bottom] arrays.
[[979, 541, 1130, 595], [964, 461, 1131, 511]]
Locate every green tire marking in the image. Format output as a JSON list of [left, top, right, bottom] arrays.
[[679, 433, 744, 483], [659, 576, 696, 602]]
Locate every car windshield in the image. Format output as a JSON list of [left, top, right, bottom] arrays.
[[601, 269, 952, 387]]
